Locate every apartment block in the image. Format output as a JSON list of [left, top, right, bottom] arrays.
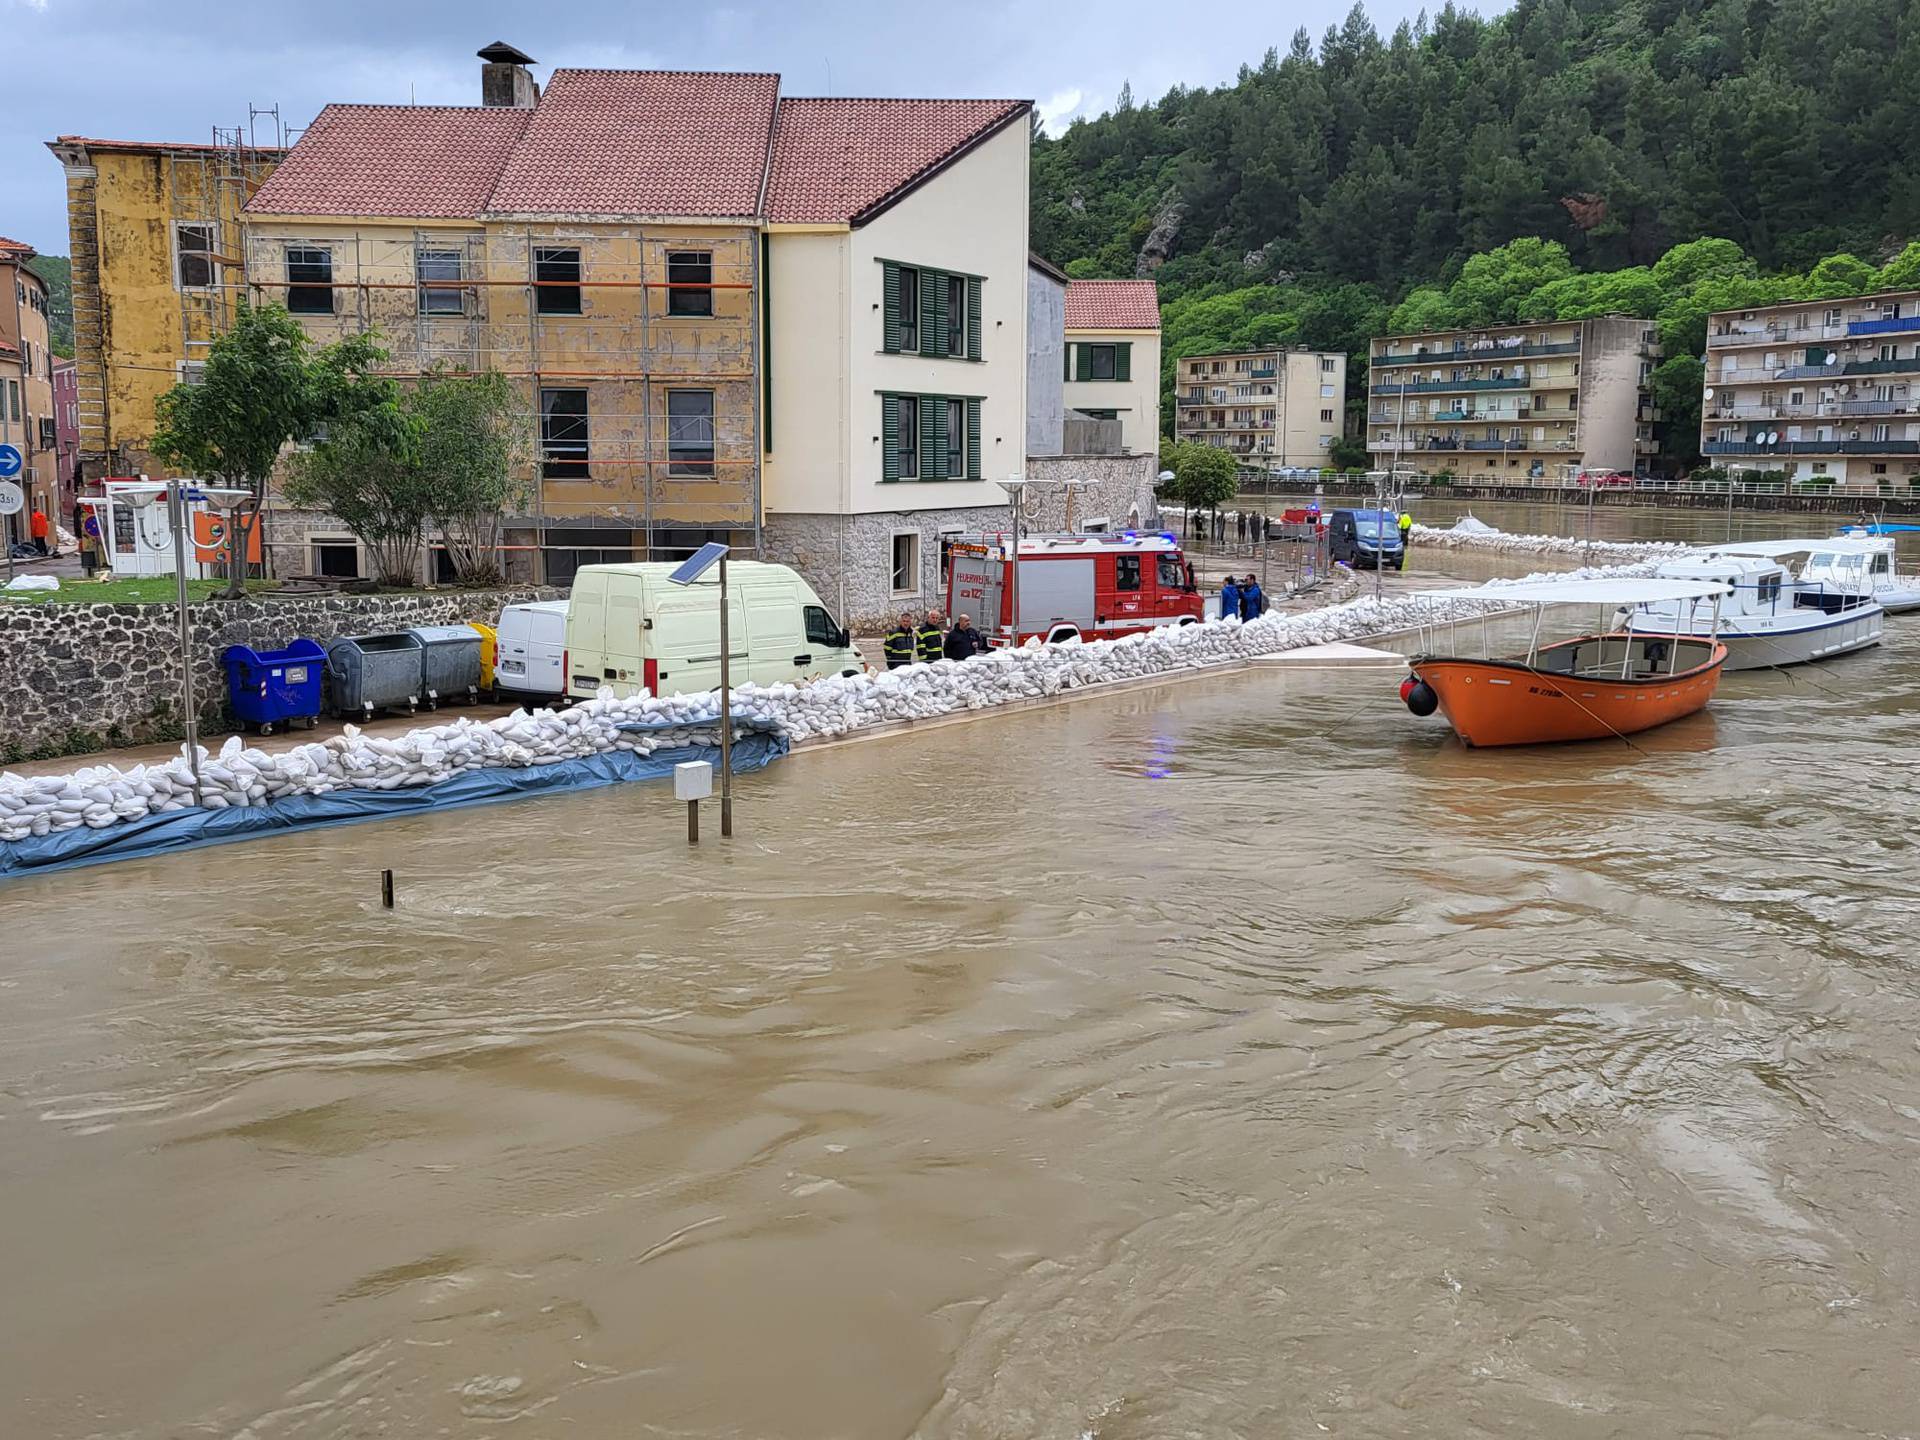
[[1174, 348, 1346, 468], [1701, 289, 1920, 490], [1366, 316, 1658, 478]]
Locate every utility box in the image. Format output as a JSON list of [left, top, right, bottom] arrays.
[[674, 760, 714, 801]]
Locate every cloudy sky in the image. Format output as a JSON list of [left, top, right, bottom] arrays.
[[3, 0, 1495, 256]]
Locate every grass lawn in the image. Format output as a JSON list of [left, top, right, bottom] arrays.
[[2, 577, 280, 605]]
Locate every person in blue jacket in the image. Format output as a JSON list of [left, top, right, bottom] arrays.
[[1219, 575, 1241, 621], [1239, 574, 1264, 620]]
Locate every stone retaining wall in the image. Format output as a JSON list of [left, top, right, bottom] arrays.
[[0, 587, 562, 761]]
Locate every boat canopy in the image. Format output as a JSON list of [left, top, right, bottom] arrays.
[[1703, 537, 1885, 559], [1837, 523, 1920, 536], [1421, 577, 1731, 606]]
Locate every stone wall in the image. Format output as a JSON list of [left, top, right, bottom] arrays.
[[1022, 453, 1161, 531], [0, 586, 562, 761], [761, 504, 1011, 632]]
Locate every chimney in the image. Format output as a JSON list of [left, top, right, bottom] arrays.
[[478, 41, 539, 108]]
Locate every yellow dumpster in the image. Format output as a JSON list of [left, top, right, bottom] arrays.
[[467, 621, 497, 694]]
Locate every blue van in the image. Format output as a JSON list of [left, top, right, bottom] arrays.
[[1329, 508, 1404, 571]]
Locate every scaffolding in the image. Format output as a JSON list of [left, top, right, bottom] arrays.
[[241, 223, 764, 575], [169, 109, 288, 372]]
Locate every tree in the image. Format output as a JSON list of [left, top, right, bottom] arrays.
[[1162, 441, 1239, 524], [411, 369, 534, 583], [150, 303, 387, 596], [282, 399, 430, 586]]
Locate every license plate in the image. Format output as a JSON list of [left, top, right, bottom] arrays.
[[285, 666, 308, 684]]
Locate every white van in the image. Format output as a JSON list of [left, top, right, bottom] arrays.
[[493, 599, 570, 700], [565, 561, 864, 700]]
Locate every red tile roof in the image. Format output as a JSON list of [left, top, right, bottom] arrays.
[[486, 69, 780, 218], [1065, 279, 1160, 331], [247, 105, 531, 218], [0, 236, 35, 260], [239, 73, 1028, 225], [766, 97, 1028, 224]]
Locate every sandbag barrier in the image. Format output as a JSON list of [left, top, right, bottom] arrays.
[[1408, 522, 1690, 562], [0, 567, 1649, 873]]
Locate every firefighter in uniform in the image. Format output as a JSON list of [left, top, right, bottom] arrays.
[[883, 611, 917, 669], [916, 609, 945, 664]]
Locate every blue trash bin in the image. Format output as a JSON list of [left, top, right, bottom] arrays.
[[223, 638, 326, 736]]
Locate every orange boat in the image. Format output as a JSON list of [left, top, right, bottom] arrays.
[[1402, 578, 1731, 748]]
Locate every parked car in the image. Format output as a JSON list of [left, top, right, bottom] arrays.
[[492, 599, 571, 702], [1576, 468, 1634, 488], [564, 561, 864, 701]]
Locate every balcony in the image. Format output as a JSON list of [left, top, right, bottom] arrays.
[[1249, 366, 1276, 378], [1703, 439, 1920, 456], [1846, 315, 1920, 337], [1372, 376, 1529, 395], [1708, 321, 1848, 348], [1464, 438, 1528, 451], [1372, 339, 1579, 366]]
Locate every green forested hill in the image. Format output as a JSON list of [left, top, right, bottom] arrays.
[[26, 255, 73, 357], [1032, 0, 1920, 465]]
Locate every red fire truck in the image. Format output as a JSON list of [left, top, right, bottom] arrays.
[[943, 530, 1204, 646]]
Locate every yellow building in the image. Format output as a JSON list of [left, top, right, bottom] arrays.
[[1366, 316, 1659, 479], [45, 134, 281, 482], [1174, 348, 1348, 468], [1, 237, 57, 540]]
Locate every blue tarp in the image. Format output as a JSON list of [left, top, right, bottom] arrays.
[[0, 730, 787, 880]]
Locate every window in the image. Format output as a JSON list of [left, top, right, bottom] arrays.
[[1157, 554, 1186, 590], [417, 247, 464, 315], [5, 380, 17, 422], [175, 223, 214, 289], [667, 390, 716, 476], [804, 605, 844, 647], [286, 246, 333, 314], [898, 395, 919, 477], [947, 274, 966, 356], [1320, 408, 1334, 422], [312, 540, 360, 578], [540, 387, 589, 477], [666, 250, 712, 317], [1812, 462, 1829, 474], [1090, 345, 1117, 380], [1077, 341, 1130, 382], [897, 266, 920, 351], [890, 532, 919, 594], [1115, 555, 1141, 591], [1872, 462, 1889, 475], [945, 398, 965, 478], [1320, 356, 1336, 373], [1320, 384, 1335, 398], [535, 247, 582, 315]]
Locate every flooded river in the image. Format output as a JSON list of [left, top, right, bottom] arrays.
[[5, 511, 1920, 1437]]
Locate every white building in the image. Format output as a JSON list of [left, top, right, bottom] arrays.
[[1702, 289, 1920, 491], [1175, 348, 1346, 469], [759, 98, 1032, 627]]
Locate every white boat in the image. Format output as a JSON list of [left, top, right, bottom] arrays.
[[1621, 548, 1883, 671], [1812, 534, 1920, 614]]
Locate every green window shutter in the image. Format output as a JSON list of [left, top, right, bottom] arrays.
[[1075, 345, 1094, 381], [932, 270, 949, 357], [1063, 342, 1072, 381], [882, 395, 900, 481], [920, 395, 940, 474], [930, 393, 948, 477], [1116, 342, 1132, 382], [966, 398, 981, 479], [967, 277, 982, 360], [883, 262, 900, 354], [920, 269, 939, 357]]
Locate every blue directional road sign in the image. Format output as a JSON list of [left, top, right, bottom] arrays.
[[0, 443, 21, 478]]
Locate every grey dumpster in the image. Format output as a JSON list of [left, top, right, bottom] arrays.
[[406, 625, 483, 707], [325, 632, 424, 718]]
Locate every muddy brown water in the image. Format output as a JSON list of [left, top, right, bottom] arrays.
[[4, 511, 1920, 1437]]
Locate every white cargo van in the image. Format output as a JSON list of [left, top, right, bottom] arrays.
[[565, 561, 864, 700], [493, 599, 570, 700]]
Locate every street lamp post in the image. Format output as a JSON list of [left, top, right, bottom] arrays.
[[666, 541, 735, 837]]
